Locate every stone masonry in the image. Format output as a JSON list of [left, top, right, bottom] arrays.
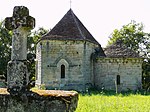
[[94, 58, 143, 91], [36, 40, 98, 91]]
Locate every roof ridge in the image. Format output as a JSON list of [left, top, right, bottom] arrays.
[[70, 9, 86, 39]]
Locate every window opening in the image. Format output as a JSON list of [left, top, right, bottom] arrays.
[[61, 65, 65, 78], [116, 75, 120, 85]]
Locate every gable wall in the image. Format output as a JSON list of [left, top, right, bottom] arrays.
[[94, 58, 143, 91]]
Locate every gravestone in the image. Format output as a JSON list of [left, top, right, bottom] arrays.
[[5, 6, 35, 94]]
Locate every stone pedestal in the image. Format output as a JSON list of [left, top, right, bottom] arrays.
[[7, 61, 28, 94]]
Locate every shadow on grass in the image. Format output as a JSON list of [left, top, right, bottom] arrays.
[[79, 88, 150, 96]]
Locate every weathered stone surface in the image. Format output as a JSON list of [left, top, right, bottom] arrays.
[[36, 38, 143, 91], [11, 27, 29, 60], [94, 58, 143, 91], [7, 61, 28, 94], [5, 6, 35, 30], [0, 88, 78, 112], [36, 40, 98, 91], [5, 6, 35, 93], [5, 6, 35, 60]]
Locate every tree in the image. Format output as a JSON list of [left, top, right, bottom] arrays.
[[108, 20, 150, 90], [27, 27, 48, 84], [0, 21, 12, 79], [108, 20, 149, 58], [27, 27, 48, 54]]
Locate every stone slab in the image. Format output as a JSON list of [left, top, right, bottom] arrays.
[[0, 88, 78, 112]]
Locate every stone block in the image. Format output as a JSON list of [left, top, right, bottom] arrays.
[[0, 88, 78, 112], [7, 60, 29, 93]]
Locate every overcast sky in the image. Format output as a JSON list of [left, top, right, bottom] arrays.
[[0, 0, 150, 47]]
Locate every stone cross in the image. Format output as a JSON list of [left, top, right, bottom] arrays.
[[5, 6, 35, 94]]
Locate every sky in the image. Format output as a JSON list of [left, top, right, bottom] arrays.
[[0, 0, 150, 47]]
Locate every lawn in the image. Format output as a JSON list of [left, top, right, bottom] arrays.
[[76, 91, 150, 112]]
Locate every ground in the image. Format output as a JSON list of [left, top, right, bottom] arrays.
[[76, 90, 150, 112]]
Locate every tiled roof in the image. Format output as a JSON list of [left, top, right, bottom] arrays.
[[41, 9, 99, 44], [104, 40, 140, 58]]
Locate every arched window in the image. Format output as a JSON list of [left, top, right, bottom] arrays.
[[61, 65, 65, 78], [116, 75, 120, 85]]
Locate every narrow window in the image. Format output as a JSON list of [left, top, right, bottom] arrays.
[[46, 41, 49, 57], [61, 65, 65, 78], [116, 75, 120, 85]]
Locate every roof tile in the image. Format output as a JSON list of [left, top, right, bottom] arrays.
[[104, 40, 140, 58], [41, 9, 99, 44]]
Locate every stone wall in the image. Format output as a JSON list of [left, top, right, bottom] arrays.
[[36, 39, 143, 92], [0, 88, 78, 112], [94, 58, 143, 91], [36, 40, 98, 91]]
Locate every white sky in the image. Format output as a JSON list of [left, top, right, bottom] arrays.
[[0, 0, 150, 47]]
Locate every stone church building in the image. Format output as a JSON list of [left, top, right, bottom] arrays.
[[36, 9, 143, 91]]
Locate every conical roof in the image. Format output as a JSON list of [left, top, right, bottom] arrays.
[[41, 9, 99, 44], [104, 40, 140, 58]]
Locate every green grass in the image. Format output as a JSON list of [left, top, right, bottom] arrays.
[[76, 91, 150, 112]]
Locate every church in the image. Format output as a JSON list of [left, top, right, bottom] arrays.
[[35, 9, 143, 92]]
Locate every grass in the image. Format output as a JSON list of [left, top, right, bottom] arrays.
[[75, 91, 150, 112]]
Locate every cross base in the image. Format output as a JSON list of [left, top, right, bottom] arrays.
[[7, 60, 29, 94]]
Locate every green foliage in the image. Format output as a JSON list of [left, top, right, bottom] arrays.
[[27, 27, 48, 54], [76, 92, 150, 112], [0, 21, 11, 78], [108, 20, 149, 58], [27, 27, 48, 82]]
